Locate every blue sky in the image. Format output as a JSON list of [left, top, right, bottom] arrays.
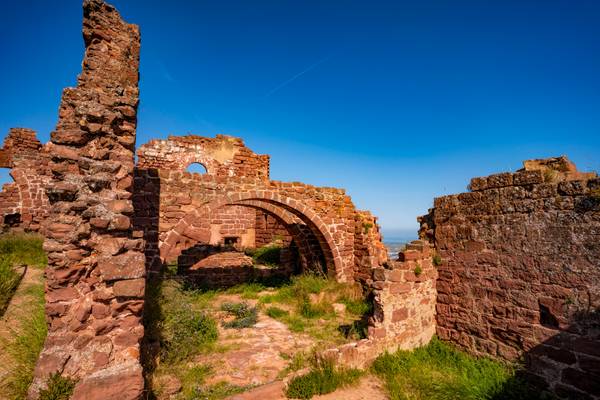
[[1, 0, 599, 237]]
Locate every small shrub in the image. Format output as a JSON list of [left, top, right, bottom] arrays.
[[362, 222, 373, 234], [38, 373, 76, 400], [221, 302, 258, 329], [432, 253, 442, 266], [414, 263, 422, 276], [266, 306, 289, 319], [286, 356, 362, 399]]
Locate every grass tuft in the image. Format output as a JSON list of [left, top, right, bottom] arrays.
[[38, 372, 76, 400], [285, 356, 362, 399], [266, 306, 289, 319]]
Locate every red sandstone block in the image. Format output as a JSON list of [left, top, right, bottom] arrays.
[[398, 250, 420, 261], [392, 308, 409, 322]]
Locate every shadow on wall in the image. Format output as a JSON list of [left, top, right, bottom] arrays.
[[519, 309, 600, 399], [133, 168, 161, 275]]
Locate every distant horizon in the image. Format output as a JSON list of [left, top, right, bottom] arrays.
[[1, 0, 599, 231]]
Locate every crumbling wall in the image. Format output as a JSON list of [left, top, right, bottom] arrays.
[[425, 157, 600, 399], [0, 128, 50, 231], [137, 135, 270, 179], [322, 239, 438, 368], [353, 211, 388, 285], [30, 1, 146, 399]]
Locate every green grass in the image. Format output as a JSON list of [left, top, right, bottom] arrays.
[[0, 233, 47, 400], [256, 274, 372, 344], [248, 244, 282, 266], [38, 372, 76, 400], [0, 233, 46, 316], [0, 282, 47, 400], [266, 306, 289, 319], [0, 258, 21, 315], [0, 233, 47, 267], [286, 356, 363, 399], [372, 337, 547, 400], [225, 282, 267, 299], [144, 278, 218, 365]]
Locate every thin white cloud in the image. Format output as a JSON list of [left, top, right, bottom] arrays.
[[264, 54, 334, 97]]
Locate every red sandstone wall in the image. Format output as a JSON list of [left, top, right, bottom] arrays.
[[137, 134, 270, 179], [209, 205, 257, 248], [322, 240, 438, 368], [353, 211, 388, 285], [0, 128, 51, 231], [425, 159, 600, 399], [31, 1, 145, 399], [143, 166, 357, 281], [255, 211, 293, 248]]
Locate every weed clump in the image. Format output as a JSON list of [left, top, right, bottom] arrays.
[[266, 306, 289, 319], [414, 263, 423, 276], [286, 356, 362, 399], [38, 373, 76, 400], [221, 302, 258, 329]]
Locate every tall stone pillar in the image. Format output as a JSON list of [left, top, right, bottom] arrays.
[[30, 1, 146, 398]]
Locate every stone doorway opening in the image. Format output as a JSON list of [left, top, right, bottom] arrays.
[[174, 202, 330, 289]]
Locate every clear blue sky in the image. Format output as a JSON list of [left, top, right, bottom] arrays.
[[1, 0, 599, 238]]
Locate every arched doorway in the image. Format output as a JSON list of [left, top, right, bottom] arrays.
[[160, 194, 343, 286]]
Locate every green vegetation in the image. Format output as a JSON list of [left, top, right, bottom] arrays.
[[0, 258, 21, 315], [225, 282, 267, 299], [372, 337, 546, 400], [432, 253, 442, 267], [257, 274, 371, 344], [266, 306, 289, 319], [286, 356, 363, 399], [38, 373, 76, 400], [0, 233, 47, 267], [0, 233, 47, 315], [362, 222, 373, 234], [413, 263, 423, 277], [246, 244, 282, 266], [220, 302, 258, 329], [0, 233, 48, 400], [144, 278, 218, 398]]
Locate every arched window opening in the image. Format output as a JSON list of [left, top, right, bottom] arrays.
[[186, 162, 207, 175]]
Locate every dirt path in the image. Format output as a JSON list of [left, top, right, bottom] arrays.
[[0, 266, 44, 383], [197, 294, 316, 387], [226, 376, 388, 400]]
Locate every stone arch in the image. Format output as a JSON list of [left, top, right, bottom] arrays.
[[160, 192, 344, 279]]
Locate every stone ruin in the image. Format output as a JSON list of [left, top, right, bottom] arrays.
[[0, 1, 598, 399]]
